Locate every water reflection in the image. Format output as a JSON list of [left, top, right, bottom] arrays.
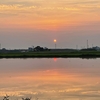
[[0, 58, 100, 100], [53, 58, 57, 62]]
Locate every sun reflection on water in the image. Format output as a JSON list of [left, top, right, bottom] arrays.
[[53, 58, 57, 62], [0, 58, 100, 100]]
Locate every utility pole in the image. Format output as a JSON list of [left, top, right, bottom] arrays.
[[55, 43, 56, 49], [87, 40, 89, 49], [92, 44, 93, 48], [0, 43, 1, 50], [76, 45, 78, 50]]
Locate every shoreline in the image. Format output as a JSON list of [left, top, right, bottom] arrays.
[[0, 51, 100, 58]]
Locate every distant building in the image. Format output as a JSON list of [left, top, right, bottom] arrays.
[[28, 47, 34, 51], [92, 46, 100, 51]]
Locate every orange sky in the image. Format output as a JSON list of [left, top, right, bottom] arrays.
[[0, 0, 100, 49], [0, 0, 100, 30]]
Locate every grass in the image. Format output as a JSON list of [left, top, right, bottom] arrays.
[[0, 51, 100, 58], [3, 95, 32, 100]]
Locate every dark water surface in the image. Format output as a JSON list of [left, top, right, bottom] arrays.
[[0, 58, 100, 100]]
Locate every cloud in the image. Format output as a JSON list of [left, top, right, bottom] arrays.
[[0, 0, 100, 18], [0, 0, 100, 31], [0, 0, 99, 12]]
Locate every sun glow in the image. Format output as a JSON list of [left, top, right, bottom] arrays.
[[54, 39, 57, 43]]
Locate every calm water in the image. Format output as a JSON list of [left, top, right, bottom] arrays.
[[0, 58, 100, 100]]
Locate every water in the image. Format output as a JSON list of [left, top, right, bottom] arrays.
[[0, 58, 100, 100]]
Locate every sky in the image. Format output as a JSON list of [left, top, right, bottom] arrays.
[[0, 0, 100, 49]]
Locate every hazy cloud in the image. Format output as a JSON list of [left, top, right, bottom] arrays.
[[0, 0, 100, 48]]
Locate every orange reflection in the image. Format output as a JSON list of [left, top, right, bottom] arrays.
[[0, 58, 100, 100], [0, 67, 100, 99], [53, 58, 57, 62]]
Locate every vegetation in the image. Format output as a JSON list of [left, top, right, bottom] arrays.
[[0, 51, 100, 58], [3, 95, 9, 100], [3, 95, 37, 100], [3, 95, 31, 100]]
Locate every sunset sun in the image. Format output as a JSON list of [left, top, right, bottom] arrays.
[[54, 39, 57, 43]]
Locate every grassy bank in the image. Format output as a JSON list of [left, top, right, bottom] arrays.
[[0, 51, 100, 58]]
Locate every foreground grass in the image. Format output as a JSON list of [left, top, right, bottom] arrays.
[[3, 95, 31, 100], [0, 51, 100, 58]]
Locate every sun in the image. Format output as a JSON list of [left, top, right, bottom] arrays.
[[54, 39, 57, 43]]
